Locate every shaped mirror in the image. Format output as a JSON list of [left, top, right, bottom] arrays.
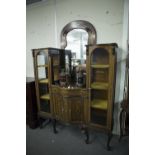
[[60, 20, 97, 86], [66, 29, 88, 65]]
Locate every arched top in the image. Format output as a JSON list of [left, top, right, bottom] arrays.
[[60, 20, 97, 49]]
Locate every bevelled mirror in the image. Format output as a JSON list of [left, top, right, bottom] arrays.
[[66, 29, 88, 65], [60, 20, 97, 86]]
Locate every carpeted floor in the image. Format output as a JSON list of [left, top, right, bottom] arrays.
[[26, 122, 129, 155]]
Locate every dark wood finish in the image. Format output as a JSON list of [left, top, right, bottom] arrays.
[[26, 77, 38, 129], [60, 20, 97, 49]]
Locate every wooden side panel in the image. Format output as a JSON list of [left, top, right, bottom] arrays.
[[82, 89, 89, 124], [51, 86, 64, 121]]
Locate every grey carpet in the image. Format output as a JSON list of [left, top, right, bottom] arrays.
[[26, 123, 129, 155]]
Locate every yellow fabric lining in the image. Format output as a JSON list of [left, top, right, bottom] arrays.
[[91, 82, 108, 89], [39, 79, 49, 83], [91, 100, 108, 110], [40, 94, 50, 100]]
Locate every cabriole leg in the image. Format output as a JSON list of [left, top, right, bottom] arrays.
[[84, 127, 89, 144], [52, 119, 58, 134], [106, 132, 112, 151], [39, 117, 44, 129]]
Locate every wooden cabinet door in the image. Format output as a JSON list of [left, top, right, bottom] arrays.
[[52, 86, 89, 124], [69, 96, 84, 123]]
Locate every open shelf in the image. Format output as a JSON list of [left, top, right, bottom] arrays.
[[91, 99, 108, 110], [40, 94, 50, 100], [91, 82, 108, 90], [91, 64, 109, 68], [39, 79, 49, 83]]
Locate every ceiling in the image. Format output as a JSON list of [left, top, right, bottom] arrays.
[[26, 0, 42, 5]]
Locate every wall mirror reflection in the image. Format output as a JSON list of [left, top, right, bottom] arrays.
[[66, 29, 88, 65]]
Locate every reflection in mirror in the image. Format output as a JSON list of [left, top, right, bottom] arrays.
[[66, 29, 88, 65]]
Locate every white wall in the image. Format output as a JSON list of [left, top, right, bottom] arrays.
[[26, 0, 56, 77], [26, 0, 128, 135]]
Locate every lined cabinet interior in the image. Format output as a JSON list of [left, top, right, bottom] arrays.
[[86, 44, 117, 129]]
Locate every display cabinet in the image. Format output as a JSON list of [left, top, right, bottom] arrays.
[[31, 19, 120, 150], [32, 48, 71, 130], [86, 43, 117, 150], [32, 43, 117, 149]]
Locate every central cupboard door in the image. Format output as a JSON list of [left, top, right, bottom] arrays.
[[68, 97, 84, 123]]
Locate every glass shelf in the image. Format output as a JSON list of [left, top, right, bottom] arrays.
[[91, 82, 108, 90], [37, 64, 48, 67], [91, 64, 109, 68], [91, 99, 108, 110], [40, 94, 50, 100], [39, 79, 49, 83]]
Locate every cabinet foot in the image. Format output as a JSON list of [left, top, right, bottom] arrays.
[[39, 118, 44, 129], [39, 118, 51, 129], [52, 119, 58, 134], [84, 128, 89, 144]]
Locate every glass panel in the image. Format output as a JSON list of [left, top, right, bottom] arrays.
[[40, 100, 50, 113], [39, 84, 49, 96], [91, 68, 109, 83], [37, 52, 48, 79], [91, 108, 107, 126], [37, 55, 46, 66], [38, 67, 47, 79], [91, 48, 109, 65]]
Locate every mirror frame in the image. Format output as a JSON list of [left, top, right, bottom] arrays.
[[60, 20, 97, 49]]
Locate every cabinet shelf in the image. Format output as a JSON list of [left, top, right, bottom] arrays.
[[37, 65, 48, 67], [91, 82, 108, 90], [53, 64, 59, 67], [91, 99, 108, 110], [39, 79, 49, 83], [40, 94, 50, 100], [91, 64, 109, 68]]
